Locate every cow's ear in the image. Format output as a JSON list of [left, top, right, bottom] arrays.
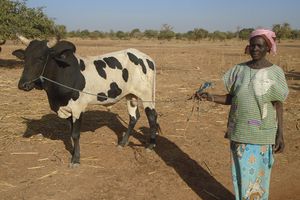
[[53, 53, 73, 67], [12, 49, 25, 60], [52, 41, 76, 55], [53, 56, 71, 67]]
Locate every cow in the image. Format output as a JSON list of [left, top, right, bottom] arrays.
[[12, 34, 160, 167]]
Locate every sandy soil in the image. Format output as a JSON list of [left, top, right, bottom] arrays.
[[0, 38, 299, 200]]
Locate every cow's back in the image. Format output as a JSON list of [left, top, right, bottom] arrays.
[[79, 48, 156, 105]]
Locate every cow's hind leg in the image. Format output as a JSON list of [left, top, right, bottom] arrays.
[[69, 113, 82, 168], [118, 95, 140, 147], [143, 102, 159, 151]]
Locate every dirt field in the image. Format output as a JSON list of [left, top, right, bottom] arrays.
[[0, 38, 299, 200]]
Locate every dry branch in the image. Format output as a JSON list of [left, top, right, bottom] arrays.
[[203, 161, 214, 176], [37, 170, 58, 180], [0, 181, 16, 188], [11, 152, 38, 155], [38, 158, 49, 162], [84, 164, 104, 169], [203, 189, 221, 200], [27, 166, 45, 170]]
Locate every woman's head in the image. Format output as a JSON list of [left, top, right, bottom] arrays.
[[249, 36, 270, 61], [247, 29, 277, 61], [249, 29, 276, 54]]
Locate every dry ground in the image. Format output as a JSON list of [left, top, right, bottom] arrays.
[[0, 38, 299, 200]]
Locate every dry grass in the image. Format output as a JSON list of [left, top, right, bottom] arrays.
[[0, 38, 299, 200]]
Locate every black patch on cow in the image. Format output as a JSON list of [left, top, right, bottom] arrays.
[[79, 59, 86, 71], [139, 59, 147, 74], [107, 82, 122, 99], [127, 52, 147, 74], [103, 57, 122, 70], [72, 91, 80, 100], [97, 92, 108, 102], [94, 60, 107, 79], [48, 70, 86, 112], [122, 68, 129, 82], [127, 52, 139, 65], [146, 59, 155, 70]]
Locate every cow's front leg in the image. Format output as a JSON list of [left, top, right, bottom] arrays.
[[69, 113, 82, 168]]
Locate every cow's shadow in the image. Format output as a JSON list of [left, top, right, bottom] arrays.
[[0, 59, 23, 69], [22, 110, 234, 200], [22, 111, 129, 154]]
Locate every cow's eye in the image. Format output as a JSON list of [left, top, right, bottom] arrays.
[[39, 55, 46, 60]]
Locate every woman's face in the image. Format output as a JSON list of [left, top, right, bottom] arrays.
[[249, 36, 270, 61]]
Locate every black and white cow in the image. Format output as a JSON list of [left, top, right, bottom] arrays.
[[13, 35, 159, 167]]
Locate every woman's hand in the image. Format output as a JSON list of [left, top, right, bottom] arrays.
[[272, 101, 285, 154], [195, 92, 214, 101], [273, 131, 285, 153]]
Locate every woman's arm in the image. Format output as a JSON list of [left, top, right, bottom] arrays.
[[196, 93, 233, 105], [273, 101, 285, 153]]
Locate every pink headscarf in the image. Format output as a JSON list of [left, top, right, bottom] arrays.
[[249, 29, 277, 54]]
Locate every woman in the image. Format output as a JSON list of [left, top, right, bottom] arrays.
[[197, 29, 289, 200]]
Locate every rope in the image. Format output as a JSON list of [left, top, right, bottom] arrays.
[[182, 97, 200, 140], [40, 76, 191, 103], [23, 50, 210, 104]]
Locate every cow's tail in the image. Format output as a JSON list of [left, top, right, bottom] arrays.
[[153, 61, 163, 135], [152, 61, 156, 108], [157, 122, 162, 135]]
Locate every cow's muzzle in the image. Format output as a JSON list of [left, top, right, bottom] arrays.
[[18, 81, 35, 91]]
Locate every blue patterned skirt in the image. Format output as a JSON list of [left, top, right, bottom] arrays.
[[230, 141, 274, 200]]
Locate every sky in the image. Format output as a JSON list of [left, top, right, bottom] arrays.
[[26, 0, 300, 33]]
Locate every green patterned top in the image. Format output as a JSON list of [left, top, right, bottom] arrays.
[[223, 63, 289, 144]]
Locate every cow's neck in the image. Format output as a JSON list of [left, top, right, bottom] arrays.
[[43, 58, 85, 112]]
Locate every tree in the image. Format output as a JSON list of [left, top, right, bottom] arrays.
[[184, 30, 195, 41], [76, 29, 89, 38], [158, 24, 175, 40], [291, 29, 300, 39], [238, 28, 254, 40], [272, 23, 292, 42], [226, 31, 236, 40], [144, 29, 158, 39], [115, 31, 129, 40], [130, 28, 142, 39], [209, 31, 227, 41], [0, 0, 65, 40], [193, 28, 209, 40], [175, 33, 184, 40]]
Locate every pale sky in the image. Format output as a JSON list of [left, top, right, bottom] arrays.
[[27, 0, 300, 32]]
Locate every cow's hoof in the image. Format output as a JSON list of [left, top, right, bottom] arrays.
[[69, 163, 80, 168], [118, 136, 129, 147], [118, 141, 129, 148], [146, 144, 156, 152]]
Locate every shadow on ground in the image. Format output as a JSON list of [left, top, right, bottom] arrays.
[[0, 59, 23, 69], [22, 110, 234, 200]]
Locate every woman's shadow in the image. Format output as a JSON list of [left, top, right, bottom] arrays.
[[22, 110, 234, 200]]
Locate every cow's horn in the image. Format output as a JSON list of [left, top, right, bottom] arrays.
[[47, 37, 58, 48], [16, 33, 31, 45]]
